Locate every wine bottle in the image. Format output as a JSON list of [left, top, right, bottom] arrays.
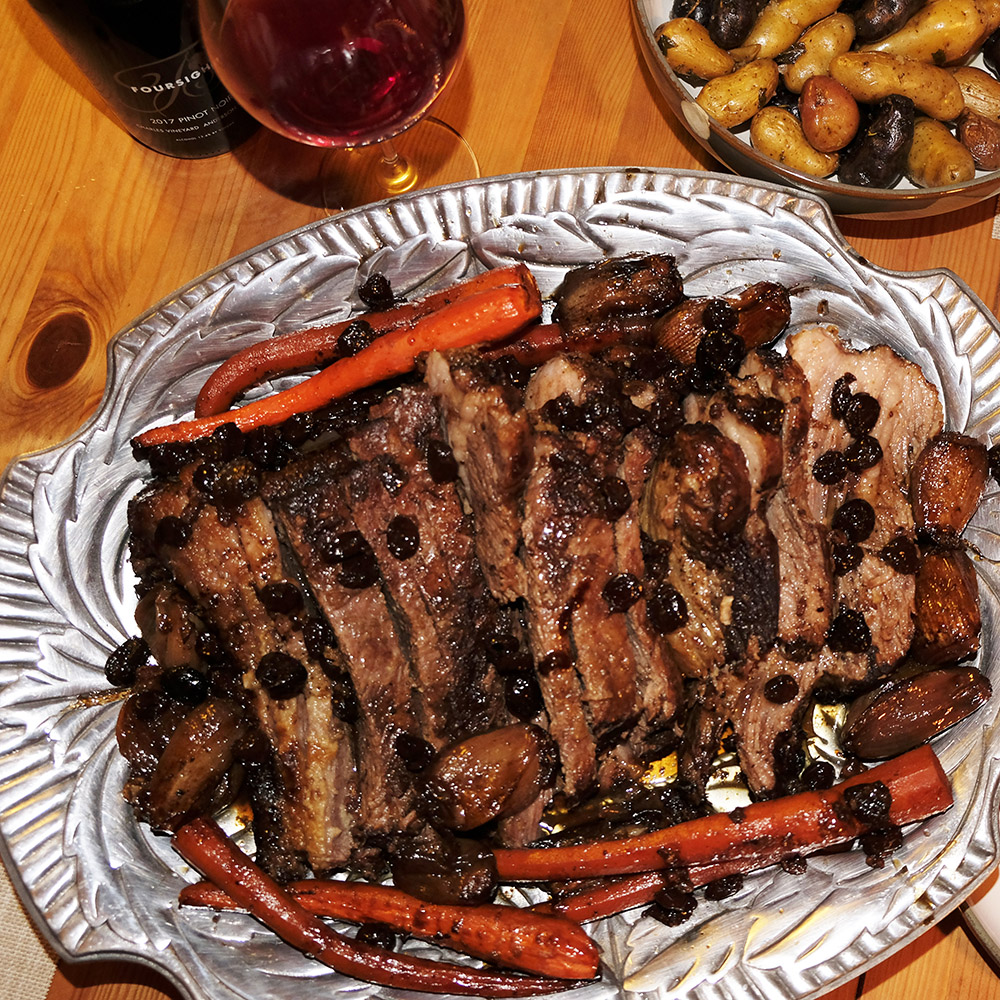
[[29, 0, 260, 158]]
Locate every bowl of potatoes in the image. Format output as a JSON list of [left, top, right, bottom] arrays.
[[632, 0, 1000, 219]]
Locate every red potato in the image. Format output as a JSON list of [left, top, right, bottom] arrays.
[[799, 75, 861, 152]]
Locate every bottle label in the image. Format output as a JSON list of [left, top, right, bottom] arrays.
[[112, 42, 244, 148]]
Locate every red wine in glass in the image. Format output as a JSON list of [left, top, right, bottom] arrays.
[[197, 0, 475, 204]]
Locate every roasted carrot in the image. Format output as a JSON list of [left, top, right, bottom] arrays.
[[172, 818, 589, 997], [537, 846, 803, 924], [135, 271, 542, 450], [494, 745, 952, 883], [179, 876, 599, 979], [195, 265, 536, 418]]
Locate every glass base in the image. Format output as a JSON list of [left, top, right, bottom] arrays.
[[320, 117, 480, 213]]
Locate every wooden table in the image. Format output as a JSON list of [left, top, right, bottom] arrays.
[[3, 1, 1000, 999]]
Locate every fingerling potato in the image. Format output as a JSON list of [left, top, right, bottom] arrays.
[[799, 75, 861, 151], [750, 105, 840, 175], [742, 0, 842, 59], [782, 13, 856, 93], [906, 115, 977, 186], [696, 59, 780, 127], [952, 65, 1000, 121], [830, 50, 965, 120], [859, 0, 990, 65], [655, 18, 735, 80]]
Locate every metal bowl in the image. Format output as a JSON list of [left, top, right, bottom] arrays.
[[632, 0, 1000, 220]]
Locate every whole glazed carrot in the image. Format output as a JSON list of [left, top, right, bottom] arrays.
[[493, 745, 952, 883], [179, 876, 599, 979], [172, 818, 591, 997], [135, 268, 542, 450], [194, 265, 537, 418]]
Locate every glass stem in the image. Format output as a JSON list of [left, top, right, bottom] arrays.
[[377, 138, 418, 195]]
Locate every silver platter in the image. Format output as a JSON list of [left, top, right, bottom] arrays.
[[1, 168, 999, 1000]]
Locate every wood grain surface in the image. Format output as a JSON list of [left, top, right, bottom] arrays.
[[2, 1, 1000, 999]]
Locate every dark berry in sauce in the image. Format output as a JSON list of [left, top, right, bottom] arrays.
[[831, 541, 862, 576], [812, 450, 847, 484], [801, 760, 836, 790], [330, 681, 360, 723], [505, 672, 545, 720], [540, 394, 582, 432], [281, 411, 316, 446], [780, 855, 808, 875], [647, 582, 688, 633], [647, 395, 684, 437], [257, 651, 308, 699], [356, 923, 396, 950], [687, 361, 726, 395], [193, 461, 218, 495], [701, 298, 738, 335], [845, 780, 892, 825], [259, 580, 305, 615], [195, 632, 228, 664], [336, 319, 377, 358], [375, 457, 408, 496], [860, 825, 903, 868], [358, 272, 395, 310], [161, 666, 209, 705], [598, 476, 632, 521], [826, 608, 871, 653], [153, 515, 191, 549], [704, 873, 744, 901], [651, 887, 697, 926], [426, 439, 459, 483], [782, 637, 816, 662], [844, 435, 883, 471], [830, 373, 857, 420], [303, 617, 339, 660], [245, 424, 293, 471], [205, 421, 244, 462], [211, 458, 261, 508], [878, 536, 919, 574], [832, 498, 876, 543], [989, 444, 1000, 482], [338, 540, 380, 589], [603, 573, 643, 613], [387, 515, 420, 559], [104, 636, 149, 687], [696, 329, 745, 375], [763, 673, 798, 704], [742, 396, 785, 436], [843, 392, 880, 437], [395, 731, 436, 772], [316, 527, 367, 565], [144, 441, 195, 478]]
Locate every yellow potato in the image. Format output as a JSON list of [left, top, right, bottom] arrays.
[[750, 105, 839, 176], [830, 51, 965, 120], [742, 0, 843, 60], [696, 59, 780, 129], [906, 116, 977, 186], [782, 13, 857, 94], [860, 0, 989, 65], [952, 65, 1000, 121], [799, 75, 861, 151], [655, 19, 735, 81]]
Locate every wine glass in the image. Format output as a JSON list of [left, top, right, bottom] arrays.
[[196, 0, 478, 209]]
